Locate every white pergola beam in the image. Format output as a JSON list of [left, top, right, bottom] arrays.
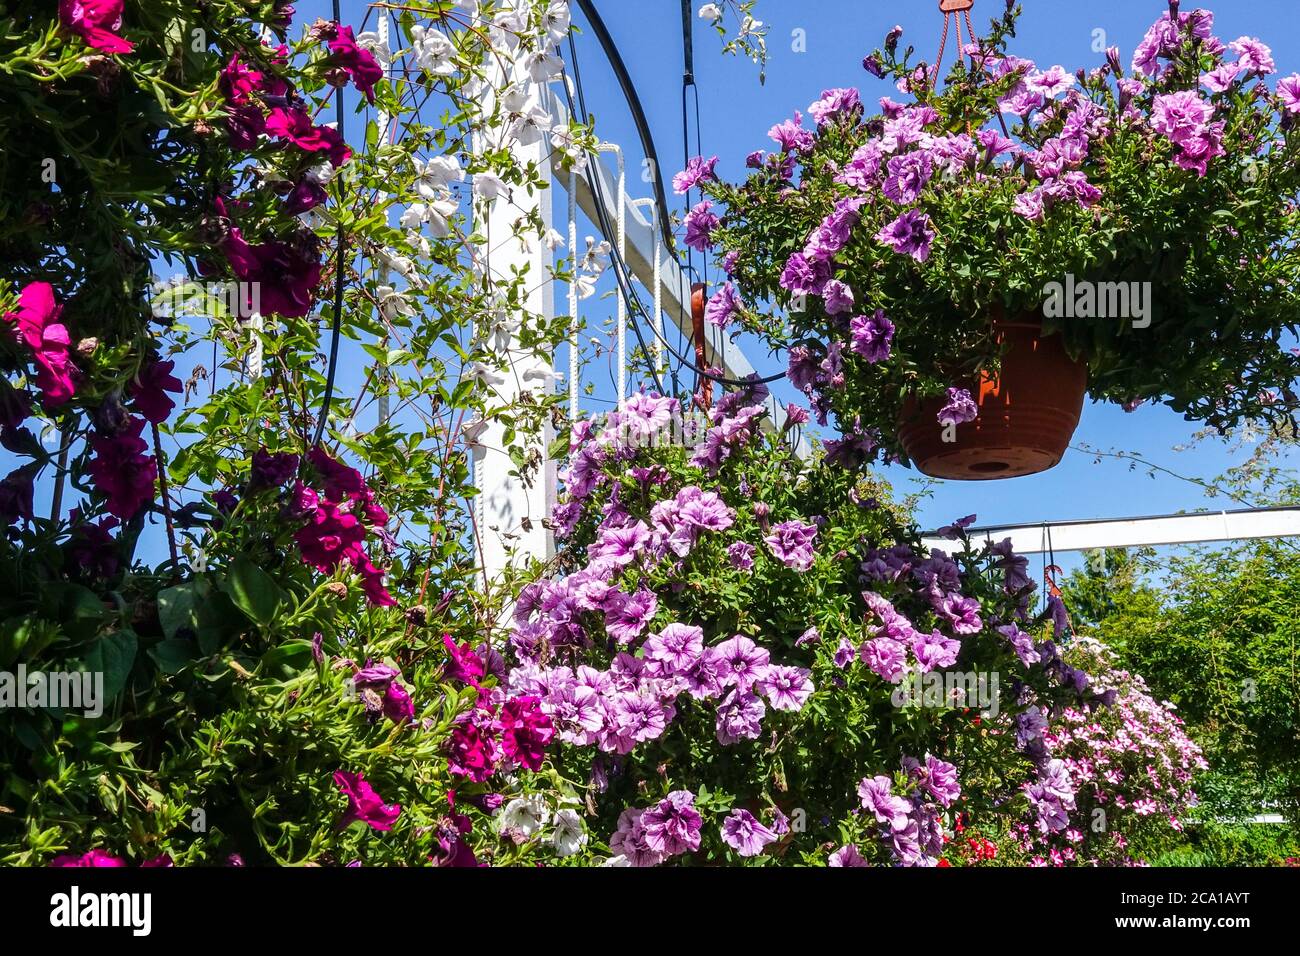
[[922, 507, 1300, 555], [547, 92, 806, 454]]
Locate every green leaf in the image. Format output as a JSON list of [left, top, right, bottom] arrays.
[[224, 557, 282, 628], [149, 637, 198, 675], [157, 581, 203, 640], [84, 630, 139, 703]]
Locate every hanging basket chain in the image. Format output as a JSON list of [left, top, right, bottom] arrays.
[[933, 0, 976, 90]]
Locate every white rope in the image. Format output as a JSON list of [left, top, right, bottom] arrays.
[[568, 169, 579, 421], [631, 198, 663, 383], [375, 13, 392, 425], [597, 143, 626, 410]]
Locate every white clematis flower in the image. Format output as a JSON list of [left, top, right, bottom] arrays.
[[525, 50, 564, 84], [356, 30, 392, 67], [414, 154, 463, 199], [544, 1, 572, 46], [409, 24, 457, 76], [375, 285, 415, 321], [473, 171, 509, 201]]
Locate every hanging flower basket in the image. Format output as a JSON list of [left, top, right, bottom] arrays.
[[898, 315, 1088, 479], [684, 2, 1300, 476]]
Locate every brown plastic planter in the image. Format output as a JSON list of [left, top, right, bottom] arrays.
[[898, 318, 1087, 480]]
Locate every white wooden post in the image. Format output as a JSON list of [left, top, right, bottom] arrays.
[[475, 60, 557, 579]]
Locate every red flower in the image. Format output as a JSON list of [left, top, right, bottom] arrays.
[[265, 106, 352, 167], [220, 225, 323, 319], [324, 25, 384, 104], [498, 695, 555, 772], [87, 417, 157, 519], [334, 770, 401, 831], [58, 0, 134, 54], [219, 54, 264, 106], [3, 282, 78, 407], [129, 357, 182, 424], [50, 849, 126, 867]]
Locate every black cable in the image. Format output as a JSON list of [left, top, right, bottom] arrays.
[[573, 0, 676, 255], [564, 36, 667, 397], [563, 39, 786, 389], [312, 0, 347, 448]]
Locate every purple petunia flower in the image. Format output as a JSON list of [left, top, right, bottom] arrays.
[[849, 310, 895, 364], [727, 540, 756, 570], [857, 775, 912, 831], [683, 200, 720, 251], [1230, 36, 1275, 75], [604, 588, 659, 645], [874, 209, 935, 263], [808, 87, 862, 126], [672, 154, 719, 194], [829, 843, 869, 866], [1279, 74, 1300, 113], [764, 519, 818, 572], [822, 279, 855, 315], [642, 623, 704, 678], [639, 791, 703, 857], [882, 151, 933, 205], [937, 387, 978, 426], [911, 630, 961, 672], [713, 635, 771, 690], [861, 637, 908, 683], [715, 688, 767, 745], [721, 808, 778, 857], [757, 665, 814, 712], [921, 754, 962, 807], [705, 282, 740, 328], [768, 110, 816, 153]]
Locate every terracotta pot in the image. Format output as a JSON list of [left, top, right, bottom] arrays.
[[898, 317, 1087, 480]]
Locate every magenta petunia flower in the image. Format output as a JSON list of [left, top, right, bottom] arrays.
[[3, 282, 78, 407], [334, 770, 402, 831], [49, 848, 126, 867], [58, 0, 134, 54], [265, 107, 353, 168], [88, 417, 157, 520], [324, 25, 384, 104], [129, 357, 182, 424], [498, 695, 554, 771], [219, 54, 264, 106]]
